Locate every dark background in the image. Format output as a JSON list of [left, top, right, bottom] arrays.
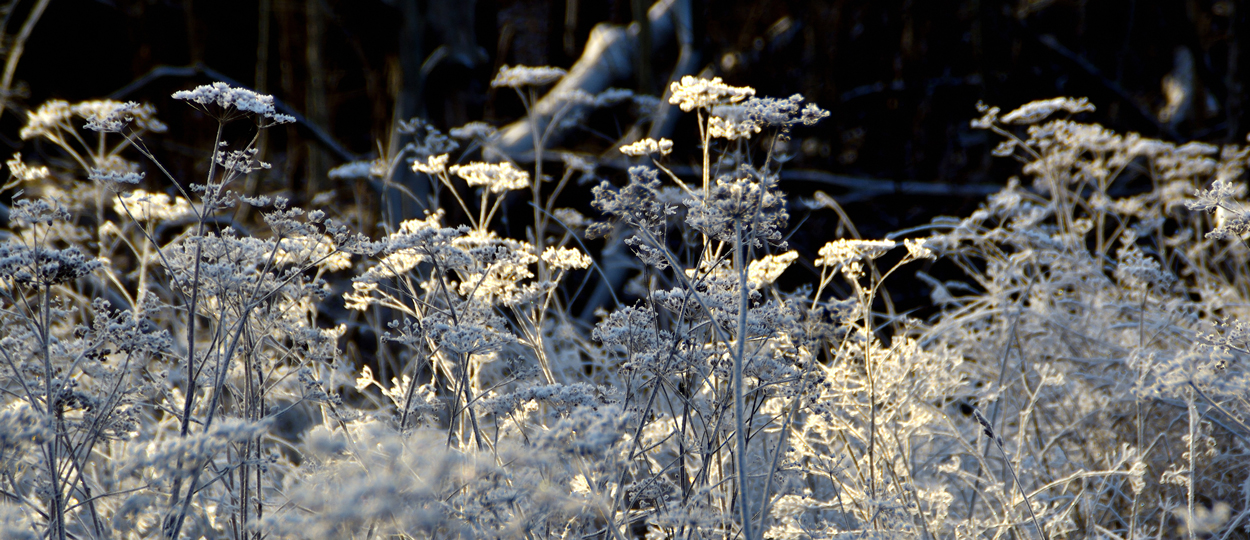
[[1, 0, 1245, 237]]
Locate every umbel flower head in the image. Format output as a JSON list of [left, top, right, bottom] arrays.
[[449, 161, 530, 193], [21, 100, 167, 139], [999, 96, 1095, 125], [685, 166, 788, 247], [172, 82, 296, 123], [619, 138, 674, 157], [668, 76, 755, 112], [0, 243, 101, 287]]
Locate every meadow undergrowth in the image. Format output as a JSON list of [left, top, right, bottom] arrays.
[[0, 70, 1247, 540]]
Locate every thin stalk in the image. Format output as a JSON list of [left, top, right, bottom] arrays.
[[40, 284, 66, 540], [973, 407, 1050, 540], [733, 220, 754, 540], [165, 123, 224, 538]]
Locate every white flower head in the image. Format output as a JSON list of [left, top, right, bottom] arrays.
[[449, 161, 530, 193], [277, 235, 352, 272], [412, 154, 450, 175], [491, 65, 567, 88], [74, 100, 167, 133], [619, 138, 674, 157], [20, 100, 72, 139], [172, 82, 295, 123], [747, 250, 798, 289], [903, 238, 935, 260], [88, 168, 145, 188], [1000, 97, 1095, 125], [668, 76, 755, 112], [6, 154, 49, 182], [541, 246, 592, 270], [707, 115, 761, 140], [814, 239, 897, 268], [215, 147, 270, 173]]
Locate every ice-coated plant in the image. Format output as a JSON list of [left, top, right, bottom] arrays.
[[3, 62, 1250, 540]]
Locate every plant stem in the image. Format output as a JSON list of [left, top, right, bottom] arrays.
[[733, 220, 754, 540]]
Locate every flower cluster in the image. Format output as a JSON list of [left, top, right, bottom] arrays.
[[668, 75, 755, 112], [619, 137, 674, 157], [814, 239, 896, 268], [172, 82, 296, 123], [449, 161, 530, 193], [540, 246, 591, 270], [20, 99, 168, 139], [685, 167, 789, 247], [6, 153, 48, 182], [0, 243, 101, 286], [999, 96, 1095, 124]]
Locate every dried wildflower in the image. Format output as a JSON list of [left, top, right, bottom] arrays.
[[707, 115, 761, 140], [449, 161, 530, 193], [541, 246, 592, 270], [746, 251, 798, 289], [1000, 97, 1095, 125], [21, 99, 164, 140], [88, 168, 144, 187], [75, 100, 167, 133], [482, 382, 613, 416], [556, 89, 597, 107], [743, 94, 830, 128], [172, 82, 296, 123], [6, 153, 49, 182], [814, 239, 896, 268], [619, 138, 674, 157], [19, 99, 71, 139], [592, 167, 673, 256], [685, 167, 788, 247], [491, 65, 567, 88], [594, 87, 634, 106], [214, 146, 271, 173], [411, 153, 450, 175], [903, 238, 935, 260], [9, 198, 71, 227], [1210, 207, 1250, 240], [1127, 136, 1175, 157], [0, 243, 101, 286], [277, 235, 352, 272], [456, 247, 538, 303], [1189, 178, 1240, 213], [971, 101, 1001, 129], [668, 76, 755, 112]]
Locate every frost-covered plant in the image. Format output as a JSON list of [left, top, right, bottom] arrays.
[[11, 62, 1250, 540], [0, 82, 373, 540], [914, 98, 1250, 538]]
